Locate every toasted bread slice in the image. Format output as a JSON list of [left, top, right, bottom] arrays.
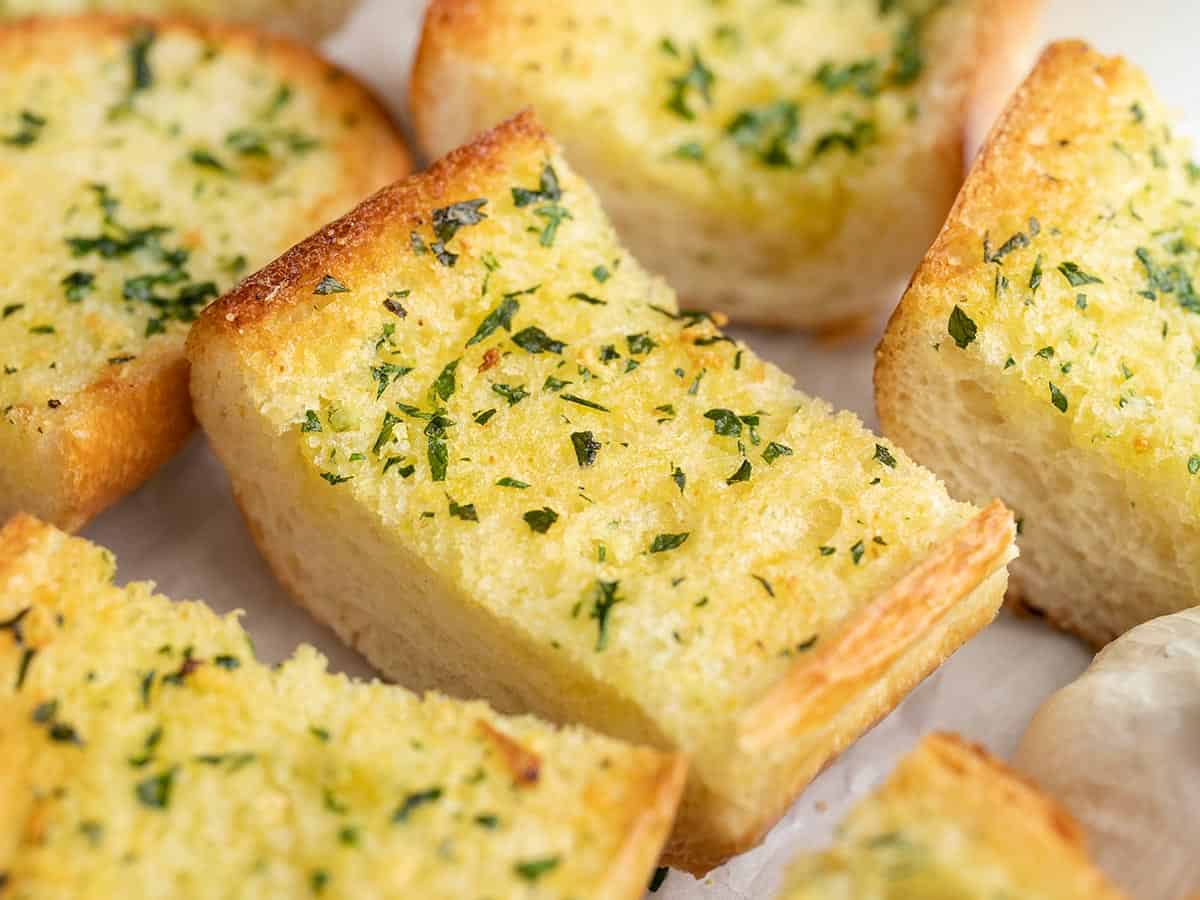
[[411, 0, 1041, 331], [187, 111, 1016, 874], [877, 42, 1200, 647], [0, 2, 359, 41], [778, 733, 1125, 899], [0, 15, 409, 531], [0, 514, 685, 898]]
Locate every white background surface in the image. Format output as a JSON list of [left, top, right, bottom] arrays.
[[80, 2, 1196, 897]]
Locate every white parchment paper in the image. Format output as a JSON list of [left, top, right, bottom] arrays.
[[80, 1, 1199, 896]]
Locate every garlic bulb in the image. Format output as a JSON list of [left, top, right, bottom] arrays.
[[1013, 608, 1200, 900]]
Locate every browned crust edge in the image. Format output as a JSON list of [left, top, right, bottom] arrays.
[[875, 41, 1127, 643], [902, 733, 1126, 897], [918, 732, 1087, 850], [740, 500, 1014, 748], [191, 109, 546, 341], [47, 347, 194, 532], [877, 40, 1110, 401], [602, 752, 689, 900], [658, 502, 1014, 871], [0, 13, 411, 531], [0, 515, 57, 876]]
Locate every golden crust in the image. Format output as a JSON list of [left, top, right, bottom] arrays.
[[0, 14, 410, 531], [779, 733, 1126, 898], [914, 733, 1086, 849], [602, 752, 688, 899], [195, 110, 543, 341], [878, 40, 1117, 383], [663, 502, 1014, 871], [33, 348, 194, 532], [741, 500, 1015, 749]]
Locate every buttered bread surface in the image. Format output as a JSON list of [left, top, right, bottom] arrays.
[[413, 0, 1033, 328], [0, 16, 408, 529], [877, 43, 1200, 645], [0, 516, 684, 900], [190, 113, 1015, 871]]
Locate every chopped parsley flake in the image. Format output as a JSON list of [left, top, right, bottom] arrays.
[[430, 359, 459, 403], [448, 498, 478, 522], [626, 332, 658, 355], [1058, 261, 1103, 287], [588, 581, 623, 652], [313, 274, 349, 295], [649, 533, 689, 553], [135, 767, 176, 809], [571, 431, 601, 467], [514, 856, 561, 882], [665, 49, 714, 120], [671, 465, 686, 492], [2, 109, 47, 147], [62, 270, 94, 302], [523, 507, 559, 534], [532, 204, 572, 247], [762, 442, 793, 465], [561, 394, 610, 413], [492, 383, 529, 406], [432, 199, 488, 243], [512, 326, 566, 354], [948, 305, 977, 349], [371, 363, 413, 399], [1049, 382, 1069, 413], [704, 408, 742, 437], [512, 164, 562, 207], [392, 786, 443, 823], [466, 294, 522, 346], [726, 459, 752, 484]]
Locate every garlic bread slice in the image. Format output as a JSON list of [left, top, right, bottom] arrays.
[[0, 15, 409, 530], [0, 2, 359, 42], [412, 0, 1041, 330], [188, 111, 1016, 874], [778, 733, 1125, 900], [878, 42, 1200, 646], [0, 514, 684, 900]]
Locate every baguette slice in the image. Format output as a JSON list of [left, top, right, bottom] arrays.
[[187, 111, 1016, 874], [777, 733, 1126, 899], [877, 42, 1200, 647], [0, 15, 409, 531], [0, 2, 360, 42], [0, 514, 685, 899], [411, 0, 1042, 331]]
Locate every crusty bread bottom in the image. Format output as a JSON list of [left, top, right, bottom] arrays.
[[877, 351, 1199, 648]]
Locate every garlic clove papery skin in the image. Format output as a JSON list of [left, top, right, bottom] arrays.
[[1014, 608, 1200, 900]]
